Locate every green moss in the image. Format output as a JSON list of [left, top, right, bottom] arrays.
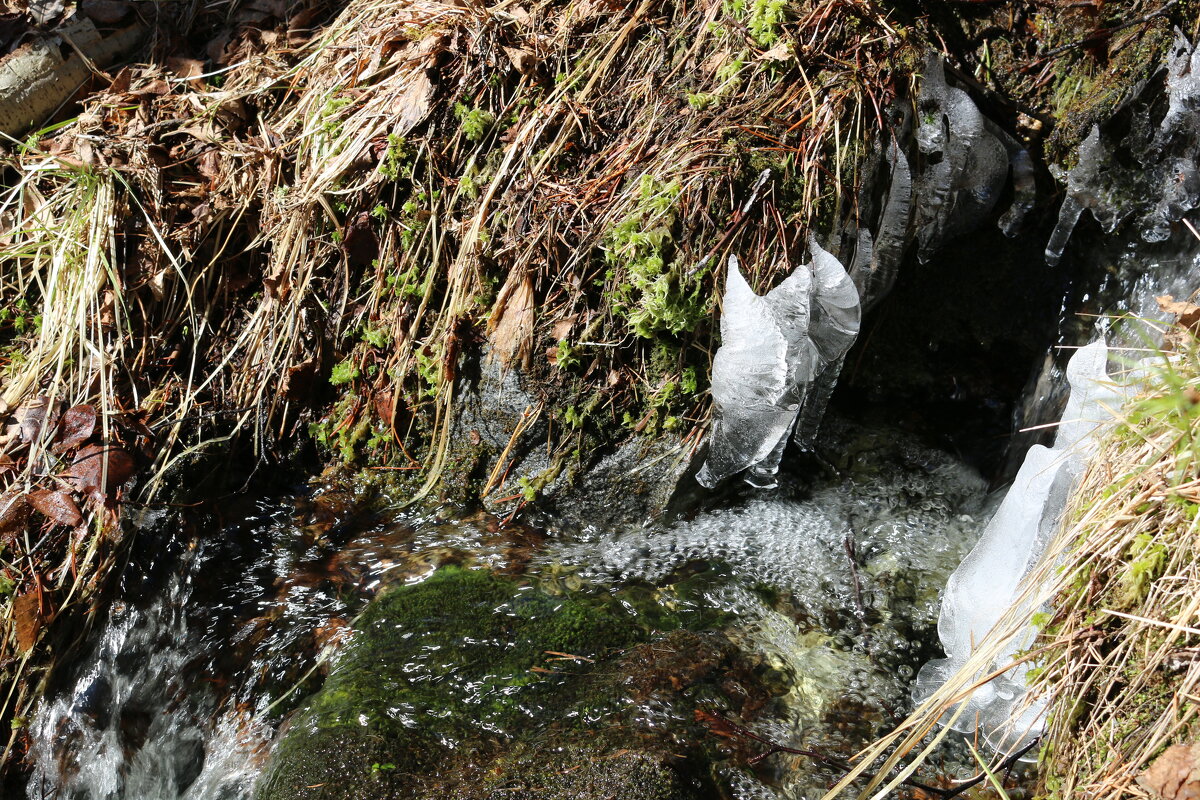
[[603, 174, 709, 339], [256, 565, 761, 800], [329, 359, 359, 386], [453, 103, 496, 143], [1045, 20, 1175, 162], [746, 0, 787, 46], [1118, 532, 1167, 606]]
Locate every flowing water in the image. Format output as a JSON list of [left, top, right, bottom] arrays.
[[23, 418, 994, 800]]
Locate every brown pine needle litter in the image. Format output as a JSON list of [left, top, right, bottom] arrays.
[[819, 318, 1200, 800]]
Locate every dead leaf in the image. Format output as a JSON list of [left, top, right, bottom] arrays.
[[80, 0, 129, 24], [197, 149, 222, 182], [371, 389, 394, 425], [282, 356, 319, 401], [26, 489, 83, 527], [0, 490, 29, 542], [503, 46, 537, 74], [759, 41, 792, 62], [1158, 295, 1200, 333], [551, 315, 576, 341], [314, 617, 350, 650], [16, 396, 63, 445], [13, 591, 41, 653], [53, 404, 96, 452], [61, 444, 135, 503], [487, 271, 536, 369], [1138, 743, 1200, 800], [131, 78, 170, 97], [342, 211, 378, 267]]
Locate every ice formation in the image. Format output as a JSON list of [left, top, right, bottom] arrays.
[[915, 340, 1123, 752], [697, 240, 860, 488], [848, 54, 1035, 308], [851, 136, 911, 311], [1046, 33, 1200, 263], [794, 239, 862, 447], [913, 54, 1013, 262]]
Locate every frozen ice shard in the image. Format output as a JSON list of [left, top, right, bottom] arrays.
[[851, 137, 911, 312], [697, 256, 808, 489], [1047, 34, 1200, 259], [915, 340, 1122, 753], [795, 238, 862, 447], [698, 245, 860, 488], [1045, 127, 1133, 265], [914, 54, 1010, 262]]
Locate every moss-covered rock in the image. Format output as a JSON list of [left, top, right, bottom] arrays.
[[256, 566, 774, 800]]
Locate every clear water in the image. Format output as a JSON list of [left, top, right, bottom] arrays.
[[22, 421, 990, 800]]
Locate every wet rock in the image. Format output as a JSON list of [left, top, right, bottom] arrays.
[[255, 567, 775, 800]]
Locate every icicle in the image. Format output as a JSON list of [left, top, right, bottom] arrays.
[[698, 245, 860, 488], [697, 256, 810, 489], [795, 238, 861, 447], [998, 145, 1036, 237], [1044, 127, 1130, 265], [914, 54, 1012, 262], [914, 340, 1122, 753], [1048, 34, 1200, 259], [853, 137, 911, 311]]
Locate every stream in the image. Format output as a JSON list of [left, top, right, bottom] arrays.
[[20, 243, 1200, 800], [22, 415, 991, 800]]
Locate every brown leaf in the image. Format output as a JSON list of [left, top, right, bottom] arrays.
[[0, 490, 29, 543], [1138, 743, 1200, 800], [165, 56, 205, 83], [282, 356, 319, 402], [503, 46, 537, 74], [196, 149, 222, 182], [61, 444, 136, 503], [80, 0, 130, 24], [694, 709, 738, 738], [342, 211, 378, 268], [486, 271, 536, 370], [53, 404, 96, 453], [13, 591, 41, 653], [17, 396, 63, 445], [25, 489, 83, 527], [1157, 295, 1200, 333], [551, 316, 576, 341]]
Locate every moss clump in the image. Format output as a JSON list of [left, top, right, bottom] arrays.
[[603, 175, 709, 340], [257, 567, 642, 800], [1044, 19, 1175, 162]]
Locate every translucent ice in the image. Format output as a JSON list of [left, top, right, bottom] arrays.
[[915, 340, 1122, 753], [698, 242, 860, 488], [1045, 127, 1132, 265], [1047, 34, 1200, 260], [914, 54, 1010, 262], [795, 238, 862, 447], [851, 137, 911, 312]]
